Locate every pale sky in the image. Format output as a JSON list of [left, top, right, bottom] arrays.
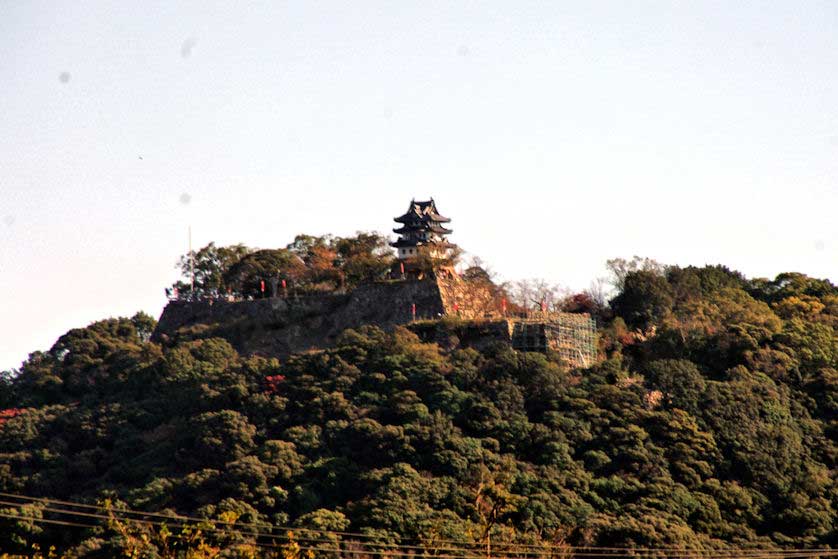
[[2, 2, 837, 371]]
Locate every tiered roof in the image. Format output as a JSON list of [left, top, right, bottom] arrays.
[[390, 198, 454, 248], [394, 199, 452, 225], [393, 223, 451, 235]]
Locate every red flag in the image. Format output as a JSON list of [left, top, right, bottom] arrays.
[[281, 279, 287, 289], [411, 303, 416, 320], [260, 280, 265, 293], [541, 300, 547, 312], [453, 303, 459, 313]]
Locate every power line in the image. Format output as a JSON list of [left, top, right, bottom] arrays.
[[0, 511, 95, 530], [1, 492, 835, 558], [0, 512, 838, 559], [0, 500, 634, 559], [0, 492, 798, 554], [1, 511, 835, 559], [3, 492, 833, 558]]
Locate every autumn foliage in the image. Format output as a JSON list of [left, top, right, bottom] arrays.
[[1, 264, 836, 556]]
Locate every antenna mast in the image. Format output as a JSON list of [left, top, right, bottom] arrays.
[[189, 225, 195, 295]]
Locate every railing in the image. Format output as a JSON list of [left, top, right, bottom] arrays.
[[166, 290, 350, 304]]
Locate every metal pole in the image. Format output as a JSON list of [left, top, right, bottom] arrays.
[[189, 226, 195, 296]]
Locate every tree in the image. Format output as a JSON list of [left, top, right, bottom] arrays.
[[461, 257, 495, 285], [610, 270, 673, 330], [286, 234, 334, 259], [6, 258, 838, 554], [174, 242, 252, 297], [643, 359, 706, 415], [223, 249, 307, 297], [287, 234, 341, 289], [184, 410, 257, 468], [131, 311, 157, 342], [606, 256, 665, 291], [508, 279, 567, 312], [560, 292, 601, 315], [467, 457, 523, 556], [332, 232, 394, 286], [750, 272, 838, 304], [0, 369, 17, 408]]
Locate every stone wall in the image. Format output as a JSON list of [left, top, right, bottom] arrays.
[[152, 276, 596, 365], [435, 276, 498, 319], [152, 279, 448, 358], [409, 318, 514, 352]]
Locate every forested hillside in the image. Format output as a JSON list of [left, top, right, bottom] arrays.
[[0, 264, 836, 558]]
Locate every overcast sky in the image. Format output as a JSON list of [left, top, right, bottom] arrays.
[[2, 2, 837, 371]]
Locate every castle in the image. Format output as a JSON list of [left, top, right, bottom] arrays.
[[152, 199, 597, 367], [391, 198, 454, 261]]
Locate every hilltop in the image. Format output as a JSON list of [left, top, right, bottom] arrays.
[[0, 254, 836, 557], [152, 227, 597, 367]]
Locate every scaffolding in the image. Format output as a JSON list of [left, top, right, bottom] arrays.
[[510, 312, 597, 368]]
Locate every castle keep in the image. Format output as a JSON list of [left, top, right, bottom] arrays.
[[153, 198, 597, 367], [391, 198, 454, 261]]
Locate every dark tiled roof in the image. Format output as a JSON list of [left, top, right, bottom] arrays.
[[393, 198, 451, 223], [390, 238, 420, 248], [390, 239, 455, 249], [393, 224, 453, 235]]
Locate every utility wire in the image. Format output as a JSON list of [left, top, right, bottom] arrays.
[[0, 512, 835, 559], [0, 492, 807, 555], [2, 490, 810, 554], [1, 492, 834, 558], [4, 493, 833, 559], [0, 511, 96, 530]]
